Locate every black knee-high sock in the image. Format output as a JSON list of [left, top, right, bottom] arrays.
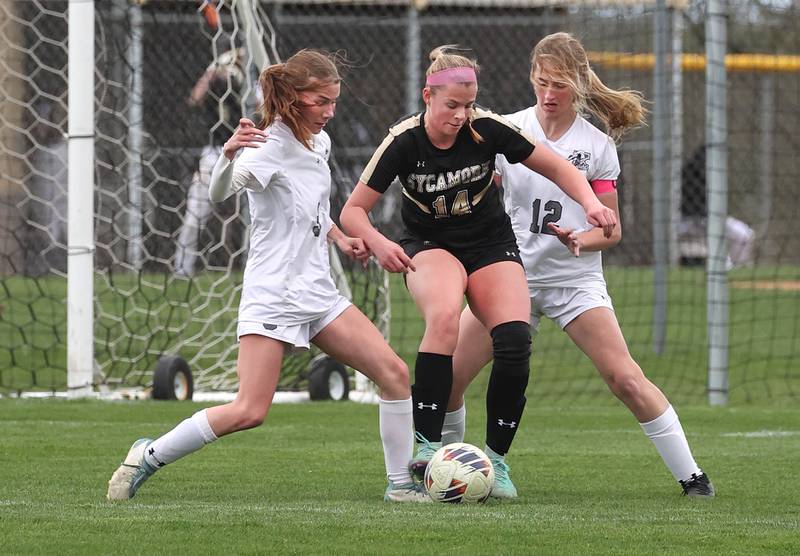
[[411, 352, 453, 443], [485, 321, 531, 455]]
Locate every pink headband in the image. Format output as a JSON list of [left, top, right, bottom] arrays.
[[425, 67, 477, 87]]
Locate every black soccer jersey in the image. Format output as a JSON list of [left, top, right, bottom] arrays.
[[360, 107, 536, 250]]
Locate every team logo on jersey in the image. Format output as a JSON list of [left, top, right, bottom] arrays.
[[406, 161, 492, 193], [568, 150, 591, 171]]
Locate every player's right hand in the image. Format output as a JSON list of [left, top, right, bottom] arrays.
[[583, 200, 616, 238], [223, 118, 268, 161], [370, 238, 416, 274], [335, 236, 372, 267]]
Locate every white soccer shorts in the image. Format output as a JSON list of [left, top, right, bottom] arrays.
[[236, 295, 351, 350], [529, 284, 614, 336]]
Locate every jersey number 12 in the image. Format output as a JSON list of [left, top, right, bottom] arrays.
[[529, 198, 563, 235]]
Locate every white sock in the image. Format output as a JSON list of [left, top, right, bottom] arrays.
[[144, 409, 218, 469], [640, 405, 702, 482], [484, 445, 505, 461], [379, 397, 414, 486], [441, 405, 466, 446]]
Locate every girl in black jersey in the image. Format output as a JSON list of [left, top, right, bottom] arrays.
[[340, 45, 616, 497]]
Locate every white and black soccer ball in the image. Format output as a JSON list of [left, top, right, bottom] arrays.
[[424, 443, 494, 503]]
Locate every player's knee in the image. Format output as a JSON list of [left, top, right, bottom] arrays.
[[490, 320, 531, 376], [371, 355, 410, 397], [609, 373, 643, 403], [231, 404, 268, 431], [425, 309, 461, 347], [385, 356, 410, 387]]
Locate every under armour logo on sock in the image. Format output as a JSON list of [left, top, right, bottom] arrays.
[[417, 402, 438, 410], [148, 446, 166, 467], [497, 419, 517, 428]]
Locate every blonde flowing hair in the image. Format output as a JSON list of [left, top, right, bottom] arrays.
[[426, 45, 483, 143], [257, 49, 341, 149], [531, 32, 646, 141]]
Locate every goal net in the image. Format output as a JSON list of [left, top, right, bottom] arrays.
[[0, 0, 388, 397]]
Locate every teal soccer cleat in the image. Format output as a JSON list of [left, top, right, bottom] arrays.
[[384, 481, 431, 503], [107, 438, 158, 500], [489, 456, 518, 499], [408, 432, 442, 483]]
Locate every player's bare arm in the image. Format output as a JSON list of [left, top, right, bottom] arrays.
[[522, 144, 616, 237], [547, 190, 622, 256], [327, 223, 371, 266], [341, 182, 415, 274]]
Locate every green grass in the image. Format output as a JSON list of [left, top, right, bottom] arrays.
[[1, 399, 798, 555], [1, 265, 799, 404]]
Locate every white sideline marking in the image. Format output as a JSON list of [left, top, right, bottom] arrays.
[[1, 389, 378, 404], [721, 430, 800, 438]]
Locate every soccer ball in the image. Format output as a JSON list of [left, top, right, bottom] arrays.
[[424, 443, 495, 503]]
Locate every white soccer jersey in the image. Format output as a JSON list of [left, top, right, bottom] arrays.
[[233, 121, 340, 326], [496, 107, 620, 289]]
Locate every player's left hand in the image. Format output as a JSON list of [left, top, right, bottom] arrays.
[[336, 236, 371, 267], [223, 118, 268, 161], [584, 201, 616, 238], [547, 223, 581, 257]]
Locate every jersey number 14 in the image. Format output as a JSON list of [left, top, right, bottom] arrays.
[[433, 189, 471, 218]]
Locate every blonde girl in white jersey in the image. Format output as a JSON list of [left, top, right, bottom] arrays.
[[108, 50, 428, 503], [444, 33, 714, 497]]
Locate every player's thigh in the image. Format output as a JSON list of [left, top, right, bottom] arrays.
[[406, 249, 468, 320], [466, 261, 530, 330], [234, 334, 285, 406], [312, 305, 406, 386], [564, 307, 634, 377]]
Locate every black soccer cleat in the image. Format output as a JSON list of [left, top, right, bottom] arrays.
[[679, 472, 715, 497]]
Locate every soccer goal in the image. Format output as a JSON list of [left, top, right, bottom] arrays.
[[0, 0, 385, 401]]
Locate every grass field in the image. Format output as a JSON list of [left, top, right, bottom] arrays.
[[1, 263, 799, 554], [1, 399, 799, 555]]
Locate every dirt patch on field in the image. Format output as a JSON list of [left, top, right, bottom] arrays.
[[730, 280, 800, 291]]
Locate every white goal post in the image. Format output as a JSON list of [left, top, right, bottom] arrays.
[[66, 0, 95, 398], [59, 0, 386, 400]]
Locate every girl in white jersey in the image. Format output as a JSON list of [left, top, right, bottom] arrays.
[[107, 50, 428, 503], [444, 33, 714, 497]]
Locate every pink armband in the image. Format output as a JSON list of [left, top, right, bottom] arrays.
[[590, 179, 617, 194]]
